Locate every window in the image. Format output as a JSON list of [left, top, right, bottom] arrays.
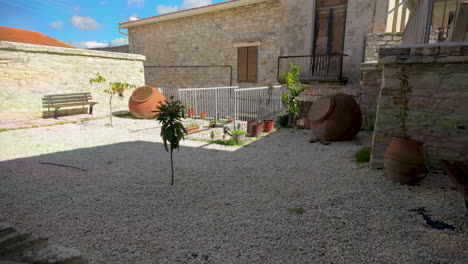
[[238, 46, 258, 82]]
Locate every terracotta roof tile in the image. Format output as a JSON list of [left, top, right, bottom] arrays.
[[0, 26, 75, 48]]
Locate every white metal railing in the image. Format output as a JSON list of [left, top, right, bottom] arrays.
[[234, 85, 285, 123], [178, 86, 238, 120]]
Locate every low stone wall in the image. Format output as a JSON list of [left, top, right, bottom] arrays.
[[0, 41, 145, 120], [371, 43, 468, 169], [364, 33, 403, 62]]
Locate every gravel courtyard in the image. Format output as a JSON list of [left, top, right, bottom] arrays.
[[0, 117, 466, 264]]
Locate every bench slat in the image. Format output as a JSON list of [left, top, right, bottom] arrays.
[[43, 95, 92, 101], [43, 98, 92, 104], [50, 102, 98, 108], [44, 93, 91, 97]]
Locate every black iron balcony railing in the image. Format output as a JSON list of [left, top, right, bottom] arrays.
[[277, 53, 347, 83]]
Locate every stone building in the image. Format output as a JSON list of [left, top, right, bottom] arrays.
[[119, 0, 389, 89]]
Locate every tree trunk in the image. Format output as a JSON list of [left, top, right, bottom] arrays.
[[170, 148, 174, 186], [109, 94, 113, 127]]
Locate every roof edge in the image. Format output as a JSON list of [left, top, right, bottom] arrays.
[[119, 0, 267, 28]]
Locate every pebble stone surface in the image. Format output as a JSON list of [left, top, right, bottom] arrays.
[[0, 117, 467, 264]]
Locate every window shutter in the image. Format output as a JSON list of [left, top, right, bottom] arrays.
[[238, 47, 248, 82], [247, 46, 258, 82]]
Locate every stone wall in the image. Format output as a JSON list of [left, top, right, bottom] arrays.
[[360, 62, 382, 130], [129, 0, 282, 88], [0, 41, 145, 120], [364, 33, 403, 62], [371, 43, 468, 169]]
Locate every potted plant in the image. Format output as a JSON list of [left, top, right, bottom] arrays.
[[281, 63, 306, 127], [232, 129, 247, 143], [200, 111, 207, 119], [250, 122, 262, 137], [262, 119, 275, 132], [384, 68, 425, 185], [277, 114, 289, 127], [185, 123, 200, 134], [186, 103, 194, 118], [209, 120, 217, 128]]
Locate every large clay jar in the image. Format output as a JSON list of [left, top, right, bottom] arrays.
[[129, 86, 166, 119], [384, 137, 425, 185], [308, 93, 362, 141]]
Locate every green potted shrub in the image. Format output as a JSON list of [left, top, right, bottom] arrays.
[[383, 68, 425, 185], [154, 97, 186, 186], [232, 129, 247, 143], [281, 63, 306, 127]]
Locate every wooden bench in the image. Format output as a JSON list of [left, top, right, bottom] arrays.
[[42, 93, 98, 119]]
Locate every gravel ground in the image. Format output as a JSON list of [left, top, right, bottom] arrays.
[[0, 117, 467, 264]]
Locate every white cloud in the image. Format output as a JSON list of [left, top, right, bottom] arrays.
[[70, 16, 103, 30], [129, 13, 139, 21], [128, 0, 144, 7], [181, 0, 212, 9], [156, 5, 179, 14], [72, 6, 80, 12], [49, 21, 64, 30], [155, 0, 212, 15], [73, 41, 108, 49], [110, 37, 128, 46]]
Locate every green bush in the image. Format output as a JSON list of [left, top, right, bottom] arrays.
[[354, 146, 371, 163], [232, 129, 246, 134]]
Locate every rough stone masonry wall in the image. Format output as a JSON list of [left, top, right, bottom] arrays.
[[0, 41, 145, 120], [360, 62, 382, 130], [371, 43, 468, 169], [364, 33, 403, 62], [129, 0, 282, 88]]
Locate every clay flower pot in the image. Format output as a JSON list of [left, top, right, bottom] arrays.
[[384, 137, 425, 185], [262, 120, 275, 132], [200, 111, 207, 119], [250, 122, 262, 137], [186, 108, 195, 118], [209, 121, 217, 128], [128, 86, 166, 119], [277, 114, 289, 127], [303, 117, 310, 129], [232, 133, 246, 143], [185, 126, 199, 134]]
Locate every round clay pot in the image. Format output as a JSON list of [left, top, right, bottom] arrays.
[[129, 86, 166, 119], [200, 111, 207, 119], [308, 93, 362, 141], [232, 133, 246, 143], [250, 123, 262, 137], [384, 137, 425, 185], [263, 120, 275, 132]]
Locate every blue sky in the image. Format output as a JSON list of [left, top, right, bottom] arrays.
[[0, 0, 226, 48]]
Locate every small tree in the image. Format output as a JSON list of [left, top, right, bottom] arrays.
[[282, 63, 306, 125], [397, 68, 411, 139], [154, 97, 187, 186], [89, 73, 136, 127]]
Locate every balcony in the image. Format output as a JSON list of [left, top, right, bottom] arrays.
[[277, 53, 347, 84]]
